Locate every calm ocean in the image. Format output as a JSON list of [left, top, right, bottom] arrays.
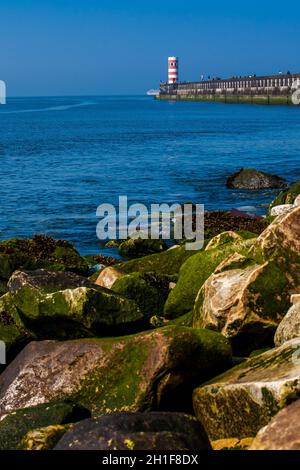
[[0, 96, 300, 255]]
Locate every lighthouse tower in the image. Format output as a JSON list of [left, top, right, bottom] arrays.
[[168, 56, 178, 84]]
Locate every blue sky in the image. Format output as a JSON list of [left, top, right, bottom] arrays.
[[1, 0, 299, 96]]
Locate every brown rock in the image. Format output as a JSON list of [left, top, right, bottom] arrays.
[[250, 399, 300, 450], [193, 339, 300, 440], [254, 205, 300, 264], [0, 326, 231, 418], [55, 412, 211, 450], [275, 297, 300, 346], [94, 266, 124, 289]]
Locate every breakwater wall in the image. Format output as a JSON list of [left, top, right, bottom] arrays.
[[157, 73, 300, 105]]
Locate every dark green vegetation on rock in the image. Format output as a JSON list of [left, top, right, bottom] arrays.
[[203, 211, 268, 239], [0, 236, 89, 288], [55, 412, 211, 450], [0, 401, 90, 450], [164, 232, 255, 319], [119, 238, 167, 258], [0, 293, 31, 369], [115, 245, 196, 277], [0, 326, 231, 418], [7, 269, 145, 339], [112, 272, 171, 317]]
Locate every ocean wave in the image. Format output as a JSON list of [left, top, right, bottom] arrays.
[[0, 101, 96, 114]]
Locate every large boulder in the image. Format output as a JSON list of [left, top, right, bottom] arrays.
[[7, 269, 144, 339], [0, 235, 89, 283], [0, 401, 89, 450], [226, 168, 285, 190], [253, 205, 300, 266], [250, 398, 300, 450], [193, 338, 300, 440], [164, 233, 254, 320], [275, 295, 300, 346], [55, 412, 211, 450], [112, 272, 170, 317], [0, 326, 231, 418], [193, 207, 300, 355], [193, 255, 289, 355]]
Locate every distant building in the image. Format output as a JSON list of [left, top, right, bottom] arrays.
[[161, 69, 300, 97]]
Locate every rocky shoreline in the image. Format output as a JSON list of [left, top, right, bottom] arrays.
[[1, 179, 300, 450]]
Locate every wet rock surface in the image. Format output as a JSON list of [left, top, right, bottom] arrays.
[[55, 412, 211, 450], [226, 168, 286, 190]]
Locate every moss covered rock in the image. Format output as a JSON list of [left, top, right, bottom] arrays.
[[55, 412, 211, 450], [0, 401, 89, 450], [193, 255, 290, 355], [0, 235, 89, 282], [0, 235, 89, 294], [7, 269, 144, 339], [0, 326, 231, 418], [112, 272, 169, 317], [164, 233, 252, 319], [18, 424, 73, 450], [193, 338, 300, 440], [0, 293, 31, 367], [193, 208, 300, 355], [115, 245, 196, 277], [119, 238, 167, 258]]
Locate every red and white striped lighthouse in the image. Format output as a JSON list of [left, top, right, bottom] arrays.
[[168, 56, 179, 84]]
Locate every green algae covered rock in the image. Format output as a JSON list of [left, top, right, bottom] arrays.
[[55, 412, 211, 451], [193, 208, 300, 355], [0, 401, 89, 450], [119, 238, 167, 258], [193, 255, 290, 355], [193, 338, 300, 440], [269, 178, 300, 212], [0, 235, 89, 281], [18, 424, 73, 450], [0, 326, 231, 418], [0, 293, 31, 366], [112, 272, 170, 317], [164, 233, 253, 319], [115, 245, 197, 277], [7, 269, 145, 339]]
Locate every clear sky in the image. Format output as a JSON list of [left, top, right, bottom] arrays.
[[1, 0, 299, 96]]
